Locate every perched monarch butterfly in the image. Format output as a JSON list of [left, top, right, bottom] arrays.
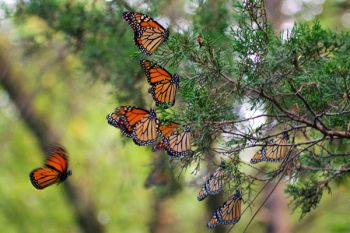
[[106, 106, 160, 145], [141, 60, 179, 108], [123, 12, 169, 55], [155, 122, 192, 157], [207, 191, 242, 228], [197, 163, 226, 201], [250, 131, 290, 164], [30, 146, 72, 190]]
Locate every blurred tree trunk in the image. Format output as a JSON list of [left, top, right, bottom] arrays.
[[0, 40, 104, 233], [264, 182, 292, 233], [265, 0, 290, 31], [149, 196, 177, 233], [145, 154, 182, 233]]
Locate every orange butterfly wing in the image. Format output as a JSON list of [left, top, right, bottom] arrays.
[[141, 60, 179, 107], [45, 146, 68, 173], [132, 108, 160, 146], [215, 192, 242, 225], [123, 12, 169, 55], [159, 123, 180, 137], [166, 126, 192, 157], [30, 167, 60, 190]]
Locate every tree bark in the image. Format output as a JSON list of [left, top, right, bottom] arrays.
[[264, 181, 292, 233], [0, 40, 104, 233], [265, 0, 291, 32]]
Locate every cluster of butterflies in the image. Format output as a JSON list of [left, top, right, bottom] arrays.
[[197, 162, 242, 228], [194, 131, 291, 228], [28, 9, 292, 230], [29, 11, 181, 190], [106, 106, 192, 157], [105, 11, 192, 157]]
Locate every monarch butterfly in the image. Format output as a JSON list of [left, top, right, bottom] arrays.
[[250, 131, 289, 164], [29, 146, 72, 190], [141, 60, 179, 108], [207, 191, 242, 228], [123, 12, 169, 55], [197, 163, 226, 201], [106, 106, 160, 145], [155, 123, 192, 157]]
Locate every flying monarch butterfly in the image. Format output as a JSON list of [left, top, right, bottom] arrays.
[[29, 145, 72, 190], [106, 106, 160, 145], [250, 131, 290, 164], [207, 191, 242, 228], [155, 122, 192, 157], [141, 60, 179, 108], [123, 12, 169, 55], [197, 163, 226, 201]]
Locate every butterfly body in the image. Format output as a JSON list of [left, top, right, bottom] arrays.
[[123, 12, 169, 55], [141, 60, 179, 108], [30, 146, 71, 190]]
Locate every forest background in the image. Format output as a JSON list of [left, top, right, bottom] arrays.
[[0, 0, 350, 233]]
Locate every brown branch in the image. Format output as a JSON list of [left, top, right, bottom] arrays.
[[259, 90, 350, 138], [221, 124, 307, 139], [287, 80, 328, 129], [316, 166, 350, 187], [0, 41, 104, 233], [210, 113, 289, 125], [218, 70, 350, 139], [324, 110, 350, 116]]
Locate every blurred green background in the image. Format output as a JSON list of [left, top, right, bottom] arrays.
[[1, 0, 350, 233]]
